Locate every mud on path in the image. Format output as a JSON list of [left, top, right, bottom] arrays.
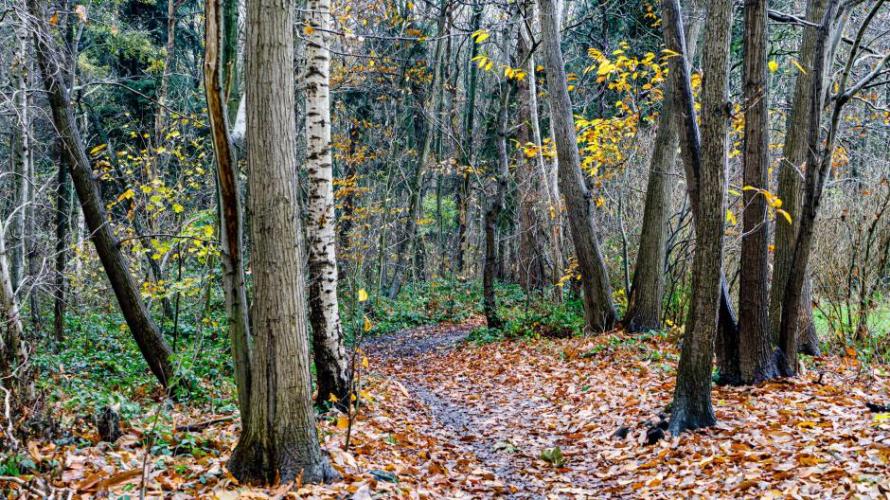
[[363, 317, 606, 497], [360, 318, 890, 499]]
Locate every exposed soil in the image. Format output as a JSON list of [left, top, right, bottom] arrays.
[[364, 318, 601, 497]]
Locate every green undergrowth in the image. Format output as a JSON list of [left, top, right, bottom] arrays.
[[32, 312, 237, 426]]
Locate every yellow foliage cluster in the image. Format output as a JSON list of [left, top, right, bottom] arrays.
[[575, 42, 667, 180]]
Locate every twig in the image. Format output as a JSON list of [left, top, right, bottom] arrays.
[[174, 415, 236, 432]]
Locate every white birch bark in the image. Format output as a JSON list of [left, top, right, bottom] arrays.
[[304, 0, 349, 404], [0, 216, 25, 369]]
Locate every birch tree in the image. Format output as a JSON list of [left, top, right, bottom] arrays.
[[305, 0, 350, 405]]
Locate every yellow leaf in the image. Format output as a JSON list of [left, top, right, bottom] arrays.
[[336, 415, 349, 430], [726, 209, 737, 226], [471, 30, 489, 43], [768, 60, 779, 73], [791, 58, 807, 75], [172, 203, 184, 214], [328, 393, 339, 403], [777, 209, 792, 225], [363, 316, 373, 333], [89, 143, 108, 156], [303, 24, 314, 35], [361, 356, 369, 369], [117, 189, 135, 202], [357, 288, 368, 302], [49, 12, 59, 26]]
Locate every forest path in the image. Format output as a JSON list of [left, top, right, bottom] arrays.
[[364, 317, 608, 497], [360, 318, 890, 499]]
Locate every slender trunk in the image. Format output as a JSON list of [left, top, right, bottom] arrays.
[[10, 36, 29, 296], [29, 0, 175, 388], [305, 0, 350, 405], [769, 0, 831, 356], [204, 0, 252, 421], [516, 23, 553, 292], [737, 0, 777, 384], [388, 4, 446, 298], [154, 0, 178, 149], [537, 0, 617, 332], [661, 0, 730, 434], [337, 123, 359, 282], [456, 1, 480, 275], [526, 0, 563, 297], [222, 0, 240, 112], [53, 145, 71, 344], [484, 85, 512, 330], [25, 132, 39, 333], [780, 0, 853, 376], [625, 0, 703, 332], [0, 216, 25, 376], [657, 0, 740, 385], [227, 0, 336, 483]]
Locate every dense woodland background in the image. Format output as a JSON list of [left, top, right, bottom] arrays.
[[0, 0, 889, 496]]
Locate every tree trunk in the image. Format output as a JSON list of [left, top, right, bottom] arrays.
[[154, 0, 178, 149], [388, 4, 446, 299], [625, 0, 703, 333], [661, 0, 730, 434], [0, 215, 25, 377], [483, 85, 512, 330], [527, 0, 563, 298], [516, 25, 553, 292], [456, 1, 480, 275], [537, 0, 617, 333], [10, 35, 29, 298], [769, 0, 830, 356], [204, 0, 252, 421], [30, 0, 175, 388], [227, 0, 336, 483], [655, 0, 740, 386], [737, 0, 777, 384], [53, 145, 71, 344], [337, 123, 360, 282], [779, 0, 850, 377], [305, 0, 350, 405]]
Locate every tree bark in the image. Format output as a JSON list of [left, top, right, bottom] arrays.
[[661, 0, 730, 434], [10, 35, 29, 298], [537, 0, 617, 333], [227, 0, 336, 483], [527, 0, 563, 298], [29, 0, 176, 388], [204, 0, 252, 422], [456, 0, 480, 275], [516, 24, 553, 292], [769, 0, 830, 356], [305, 0, 350, 405], [154, 0, 178, 149], [625, 0, 703, 333], [779, 0, 861, 377], [737, 0, 777, 384], [388, 3, 446, 299], [483, 85, 512, 330], [53, 145, 71, 344], [0, 215, 25, 377]]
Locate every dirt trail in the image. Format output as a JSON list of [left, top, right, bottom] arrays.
[[364, 318, 588, 497]]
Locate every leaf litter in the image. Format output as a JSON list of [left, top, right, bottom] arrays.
[[3, 317, 889, 498]]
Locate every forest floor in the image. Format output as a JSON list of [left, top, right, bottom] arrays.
[[4, 317, 890, 498]]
